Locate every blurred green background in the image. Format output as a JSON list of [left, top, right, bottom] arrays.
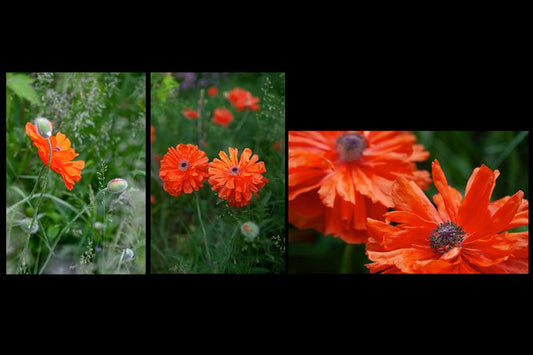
[[288, 130, 529, 273], [151, 72, 286, 273], [6, 72, 146, 274]]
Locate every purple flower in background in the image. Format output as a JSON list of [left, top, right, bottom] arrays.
[[176, 72, 229, 90]]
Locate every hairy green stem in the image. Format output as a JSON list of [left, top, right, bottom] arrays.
[[195, 193, 211, 262], [18, 138, 52, 273]]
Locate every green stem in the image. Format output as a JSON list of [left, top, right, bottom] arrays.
[[195, 193, 211, 263], [340, 243, 354, 274], [6, 164, 45, 213], [39, 205, 91, 274], [18, 138, 52, 273], [234, 110, 249, 136]]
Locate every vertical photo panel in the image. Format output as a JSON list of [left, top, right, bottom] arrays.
[[150, 72, 286, 274], [6, 72, 146, 274]]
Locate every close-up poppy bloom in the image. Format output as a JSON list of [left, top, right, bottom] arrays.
[[207, 86, 218, 97], [182, 107, 199, 120], [365, 159, 529, 273], [226, 88, 260, 111], [208, 147, 268, 207], [25, 121, 85, 191], [159, 143, 209, 196], [289, 131, 430, 244], [212, 107, 234, 127]]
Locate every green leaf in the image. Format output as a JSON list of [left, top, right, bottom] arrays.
[[156, 75, 179, 103], [47, 225, 60, 240], [6, 74, 41, 106]]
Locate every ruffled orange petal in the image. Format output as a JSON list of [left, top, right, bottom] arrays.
[[392, 177, 442, 224], [456, 164, 498, 236], [431, 159, 459, 222]]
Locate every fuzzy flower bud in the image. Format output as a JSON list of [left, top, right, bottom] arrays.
[[34, 117, 53, 138], [240, 221, 260, 242], [107, 178, 128, 194]]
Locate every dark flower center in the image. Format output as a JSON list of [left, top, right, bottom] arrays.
[[179, 160, 189, 171], [230, 166, 240, 175], [429, 222, 466, 254], [54, 146, 61, 151], [336, 132, 366, 162]]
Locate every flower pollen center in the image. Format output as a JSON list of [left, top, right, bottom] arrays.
[[429, 221, 466, 254], [54, 146, 61, 151], [336, 132, 367, 162], [179, 160, 189, 171], [230, 166, 240, 175]]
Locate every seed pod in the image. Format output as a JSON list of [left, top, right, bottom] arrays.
[[107, 178, 128, 194], [34, 117, 53, 138], [240, 221, 260, 242]]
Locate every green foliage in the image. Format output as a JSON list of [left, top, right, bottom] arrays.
[[289, 131, 529, 274], [6, 73, 146, 274], [6, 73, 41, 106], [151, 72, 286, 274]]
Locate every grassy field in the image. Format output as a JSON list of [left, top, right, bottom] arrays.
[[288, 130, 529, 273], [150, 72, 286, 273], [6, 72, 146, 274]]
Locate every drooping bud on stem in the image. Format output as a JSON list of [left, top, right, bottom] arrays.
[[107, 178, 128, 194], [34, 117, 53, 138]]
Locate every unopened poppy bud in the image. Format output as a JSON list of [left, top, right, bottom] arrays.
[[34, 117, 53, 138], [19, 218, 39, 234], [122, 248, 134, 262], [240, 221, 260, 242], [93, 222, 104, 231], [107, 178, 128, 194]]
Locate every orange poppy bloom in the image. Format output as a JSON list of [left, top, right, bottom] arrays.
[[183, 107, 199, 120], [25, 122, 85, 191], [159, 144, 209, 196], [289, 131, 430, 243], [207, 86, 218, 97], [151, 125, 155, 144], [212, 108, 234, 127], [208, 147, 268, 207], [227, 88, 260, 111], [365, 160, 529, 273]]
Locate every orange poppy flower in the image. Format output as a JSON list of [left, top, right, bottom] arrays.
[[365, 159, 529, 273], [208, 147, 268, 207], [151, 125, 155, 144], [207, 86, 218, 97], [289, 131, 430, 243], [212, 108, 234, 127], [183, 108, 199, 120], [25, 122, 85, 191], [159, 144, 209, 196], [227, 88, 260, 111]]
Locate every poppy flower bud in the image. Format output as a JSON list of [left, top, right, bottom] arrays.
[[240, 221, 260, 242], [34, 117, 53, 138], [122, 248, 134, 262], [93, 222, 104, 231], [19, 218, 39, 234], [107, 178, 128, 194]]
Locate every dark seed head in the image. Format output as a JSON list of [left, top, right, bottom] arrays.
[[429, 221, 466, 254], [230, 166, 240, 175], [336, 132, 367, 162], [179, 160, 189, 171]]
